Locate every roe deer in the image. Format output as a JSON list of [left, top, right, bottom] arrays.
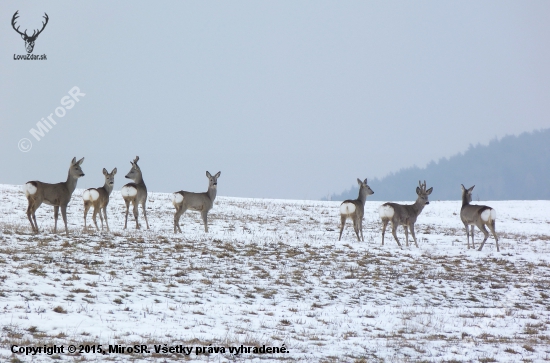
[[23, 157, 85, 236], [172, 171, 221, 233], [83, 168, 117, 232], [460, 184, 499, 251], [379, 180, 433, 248], [338, 178, 374, 241], [121, 156, 149, 230]]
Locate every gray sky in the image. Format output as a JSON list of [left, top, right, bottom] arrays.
[[1, 1, 549, 199]]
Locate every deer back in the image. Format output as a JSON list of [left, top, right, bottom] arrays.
[[380, 202, 419, 224], [174, 190, 214, 211], [27, 181, 70, 206]]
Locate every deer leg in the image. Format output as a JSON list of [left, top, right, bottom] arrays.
[[476, 223, 490, 251], [98, 206, 104, 230], [404, 225, 409, 247], [83, 202, 90, 230], [31, 208, 39, 233], [338, 215, 347, 241], [352, 217, 361, 242], [92, 207, 99, 231], [103, 207, 110, 232], [27, 201, 37, 232], [488, 220, 499, 252], [359, 218, 364, 242], [463, 222, 470, 249], [142, 201, 150, 230], [53, 206, 59, 234], [471, 225, 475, 249], [123, 199, 131, 230], [30, 198, 41, 233], [201, 211, 209, 232], [174, 206, 186, 233], [391, 222, 402, 249], [60, 205, 69, 236], [410, 224, 419, 248], [132, 201, 140, 229], [172, 206, 177, 234], [381, 219, 389, 245]]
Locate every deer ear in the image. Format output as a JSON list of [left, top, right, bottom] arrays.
[[426, 187, 433, 195], [206, 171, 212, 178], [461, 184, 466, 191], [76, 157, 84, 166], [215, 171, 221, 178], [71, 157, 77, 165], [103, 168, 108, 175], [468, 185, 475, 192], [112, 168, 117, 175], [416, 186, 421, 195], [357, 178, 362, 185], [364, 178, 368, 184]]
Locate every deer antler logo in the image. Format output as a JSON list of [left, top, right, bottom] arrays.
[[12, 11, 49, 54]]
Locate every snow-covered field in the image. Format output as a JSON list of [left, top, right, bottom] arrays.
[[0, 183, 549, 362]]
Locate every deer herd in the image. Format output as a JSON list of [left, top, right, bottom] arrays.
[[22, 157, 500, 251]]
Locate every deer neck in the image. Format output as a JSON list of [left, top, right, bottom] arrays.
[[412, 198, 426, 215], [461, 193, 470, 208], [65, 171, 79, 194], [357, 188, 368, 205], [133, 172, 144, 186], [103, 181, 114, 196], [208, 185, 217, 202]]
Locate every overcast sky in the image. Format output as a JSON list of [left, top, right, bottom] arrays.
[[1, 1, 549, 199]]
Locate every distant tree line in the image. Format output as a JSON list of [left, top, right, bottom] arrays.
[[326, 129, 550, 201]]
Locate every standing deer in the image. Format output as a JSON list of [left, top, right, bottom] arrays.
[[172, 171, 221, 233], [22, 157, 85, 236], [121, 156, 149, 230], [379, 180, 433, 248], [460, 184, 499, 251], [338, 178, 374, 241], [83, 168, 117, 232]]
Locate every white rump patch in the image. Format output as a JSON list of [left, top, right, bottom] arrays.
[[22, 183, 37, 196], [481, 208, 496, 222], [172, 193, 184, 205], [379, 205, 394, 219], [83, 189, 99, 201], [121, 185, 137, 197], [340, 202, 356, 215]]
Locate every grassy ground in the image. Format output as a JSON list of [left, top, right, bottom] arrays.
[[1, 185, 549, 362]]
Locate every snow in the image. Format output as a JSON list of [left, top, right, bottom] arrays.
[[0, 183, 549, 362]]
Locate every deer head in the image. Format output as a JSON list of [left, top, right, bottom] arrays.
[[125, 156, 142, 180], [206, 171, 221, 188], [416, 180, 433, 205], [12, 11, 49, 54]]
